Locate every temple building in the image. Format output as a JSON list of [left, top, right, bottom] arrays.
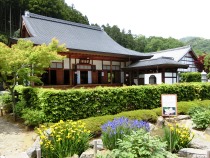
[[13, 11, 198, 87]]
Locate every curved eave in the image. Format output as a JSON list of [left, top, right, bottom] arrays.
[[123, 64, 189, 70]]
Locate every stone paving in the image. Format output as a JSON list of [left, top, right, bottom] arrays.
[[0, 116, 35, 157]]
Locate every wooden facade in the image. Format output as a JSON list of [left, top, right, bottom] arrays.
[[41, 51, 130, 86]]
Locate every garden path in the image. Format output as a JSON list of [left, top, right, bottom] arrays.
[[0, 116, 35, 157]]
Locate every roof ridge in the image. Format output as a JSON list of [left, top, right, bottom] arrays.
[[24, 11, 102, 31], [151, 45, 191, 54], [140, 56, 174, 62]]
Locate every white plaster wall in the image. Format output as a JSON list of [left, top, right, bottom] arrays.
[[112, 61, 120, 65], [103, 61, 110, 65], [145, 73, 162, 84], [64, 58, 69, 69], [88, 71, 92, 84], [121, 62, 125, 68], [76, 59, 80, 64], [71, 59, 75, 65], [93, 60, 102, 70]]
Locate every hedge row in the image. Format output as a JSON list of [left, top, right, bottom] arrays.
[[180, 72, 201, 82], [16, 83, 210, 122], [82, 99, 210, 136]]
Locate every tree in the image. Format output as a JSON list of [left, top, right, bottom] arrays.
[[204, 54, 210, 73], [0, 38, 67, 120], [195, 54, 206, 72]]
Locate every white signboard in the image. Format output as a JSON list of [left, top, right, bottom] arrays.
[[161, 94, 177, 116]]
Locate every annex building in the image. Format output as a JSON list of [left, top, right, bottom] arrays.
[[14, 11, 198, 87]]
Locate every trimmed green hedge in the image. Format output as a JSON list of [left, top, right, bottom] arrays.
[[180, 72, 201, 82], [16, 83, 210, 122]]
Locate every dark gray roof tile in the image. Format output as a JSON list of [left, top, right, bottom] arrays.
[[21, 12, 152, 59], [125, 57, 188, 69]]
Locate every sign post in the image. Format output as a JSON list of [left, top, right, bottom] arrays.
[[161, 94, 177, 117], [161, 94, 177, 152]]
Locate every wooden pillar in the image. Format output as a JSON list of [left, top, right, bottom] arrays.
[[110, 60, 113, 84], [49, 68, 51, 85], [137, 70, 139, 85], [69, 55, 72, 86], [129, 71, 132, 85], [162, 68, 165, 83]]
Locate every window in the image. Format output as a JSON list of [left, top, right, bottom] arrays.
[[179, 54, 197, 72], [50, 62, 63, 68], [165, 72, 177, 84], [103, 65, 120, 70], [149, 75, 156, 84]]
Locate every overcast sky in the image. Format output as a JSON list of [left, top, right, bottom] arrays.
[[65, 0, 210, 40]]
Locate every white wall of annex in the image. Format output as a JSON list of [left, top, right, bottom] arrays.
[[145, 73, 162, 84], [93, 60, 102, 70], [64, 58, 69, 69]]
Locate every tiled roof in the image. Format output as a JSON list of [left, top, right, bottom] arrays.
[[21, 12, 152, 59], [125, 57, 189, 69], [150, 45, 197, 61]]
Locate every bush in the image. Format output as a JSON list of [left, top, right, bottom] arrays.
[[15, 100, 27, 117], [22, 108, 45, 127], [180, 72, 201, 82], [37, 120, 90, 157], [192, 110, 210, 129], [101, 117, 149, 150], [104, 129, 177, 158], [0, 93, 13, 113], [163, 123, 194, 153], [16, 83, 210, 123], [187, 106, 206, 116]]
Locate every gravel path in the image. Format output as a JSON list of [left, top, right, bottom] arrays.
[[0, 116, 36, 156]]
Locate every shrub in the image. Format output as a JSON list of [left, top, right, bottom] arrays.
[[22, 108, 45, 127], [103, 129, 177, 158], [192, 110, 210, 129], [1, 93, 13, 113], [15, 100, 27, 117], [36, 120, 90, 157], [207, 73, 210, 79], [187, 106, 206, 116], [163, 123, 194, 153], [16, 83, 210, 123], [180, 72, 201, 82], [101, 117, 149, 150]]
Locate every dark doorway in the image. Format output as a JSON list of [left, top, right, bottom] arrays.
[[64, 70, 70, 85], [149, 75, 157, 84], [74, 73, 77, 85], [50, 70, 57, 85], [98, 71, 102, 84], [41, 70, 49, 85], [81, 71, 88, 84]]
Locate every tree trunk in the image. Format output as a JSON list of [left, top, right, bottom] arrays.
[[10, 87, 16, 121]]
